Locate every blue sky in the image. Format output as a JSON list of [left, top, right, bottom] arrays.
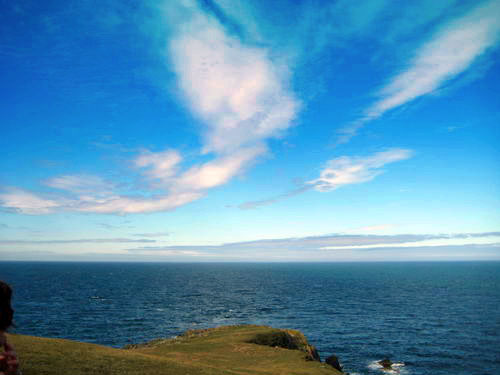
[[0, 0, 499, 261]]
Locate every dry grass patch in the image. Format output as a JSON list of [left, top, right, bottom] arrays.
[[9, 325, 342, 375]]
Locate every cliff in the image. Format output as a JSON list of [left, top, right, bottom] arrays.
[[8, 325, 343, 375]]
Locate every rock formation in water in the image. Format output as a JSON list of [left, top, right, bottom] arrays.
[[378, 358, 393, 369]]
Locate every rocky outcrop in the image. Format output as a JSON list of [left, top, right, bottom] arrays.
[[248, 329, 321, 362], [325, 354, 342, 371], [304, 345, 321, 362], [378, 358, 392, 369]]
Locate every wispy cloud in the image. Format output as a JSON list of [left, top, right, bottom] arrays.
[[0, 188, 61, 215], [0, 0, 299, 215], [444, 124, 467, 133], [338, 0, 500, 143], [76, 191, 204, 215], [134, 149, 182, 187], [238, 186, 310, 210], [126, 231, 500, 253], [307, 148, 412, 192], [0, 238, 156, 245], [3, 1, 497, 216], [3, 242, 499, 262], [97, 222, 135, 230], [0, 249, 208, 262], [132, 232, 169, 238], [173, 146, 265, 192], [237, 148, 412, 209], [44, 174, 116, 195], [0, 183, 204, 215]]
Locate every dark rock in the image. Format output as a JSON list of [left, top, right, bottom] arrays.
[[378, 358, 392, 369], [248, 329, 321, 362], [249, 331, 299, 349], [325, 354, 342, 371], [304, 345, 321, 362]]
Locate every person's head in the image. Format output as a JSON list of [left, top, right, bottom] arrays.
[[0, 281, 13, 332]]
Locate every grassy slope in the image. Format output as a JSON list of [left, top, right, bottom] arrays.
[[9, 325, 342, 375]]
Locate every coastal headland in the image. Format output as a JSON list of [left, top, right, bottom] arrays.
[[8, 325, 343, 375]]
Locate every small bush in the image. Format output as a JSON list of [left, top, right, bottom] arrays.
[[248, 330, 300, 350]]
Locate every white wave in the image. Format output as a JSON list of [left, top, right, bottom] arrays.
[[368, 360, 408, 374]]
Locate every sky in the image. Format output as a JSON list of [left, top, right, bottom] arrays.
[[0, 0, 499, 262]]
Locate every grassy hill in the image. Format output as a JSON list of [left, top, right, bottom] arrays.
[[8, 325, 342, 375]]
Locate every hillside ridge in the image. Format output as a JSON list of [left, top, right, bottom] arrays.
[[8, 325, 343, 375]]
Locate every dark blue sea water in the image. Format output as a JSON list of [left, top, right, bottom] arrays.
[[1, 262, 499, 375]]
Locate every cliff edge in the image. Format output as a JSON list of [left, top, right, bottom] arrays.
[[8, 325, 343, 375]]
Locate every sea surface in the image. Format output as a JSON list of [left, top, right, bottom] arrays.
[[1, 261, 499, 375]]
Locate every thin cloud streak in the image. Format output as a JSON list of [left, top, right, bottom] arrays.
[[0, 238, 156, 245], [238, 148, 412, 209], [97, 222, 135, 230], [338, 0, 500, 144], [307, 148, 412, 192], [2, 242, 499, 262], [77, 191, 204, 214], [132, 232, 170, 238], [126, 232, 500, 253], [44, 174, 116, 195], [238, 186, 311, 210]]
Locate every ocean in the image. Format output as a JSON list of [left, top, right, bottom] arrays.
[[1, 261, 499, 375]]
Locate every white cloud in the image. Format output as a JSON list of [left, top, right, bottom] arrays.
[[125, 231, 500, 253], [321, 236, 500, 250], [307, 148, 412, 192], [78, 1, 298, 214], [134, 149, 182, 183], [76, 191, 203, 214], [0, 189, 61, 215], [0, 238, 156, 245], [132, 232, 169, 238], [0, 185, 203, 216], [370, 0, 500, 117], [237, 148, 412, 208], [173, 146, 265, 191], [44, 174, 115, 194], [71, 146, 264, 214], [339, 0, 500, 143], [167, 2, 299, 154], [2, 231, 499, 261], [0, 2, 299, 215], [1, 146, 264, 214]]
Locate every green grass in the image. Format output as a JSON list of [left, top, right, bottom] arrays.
[[9, 325, 342, 375]]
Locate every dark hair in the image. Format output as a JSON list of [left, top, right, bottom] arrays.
[[0, 281, 14, 331]]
